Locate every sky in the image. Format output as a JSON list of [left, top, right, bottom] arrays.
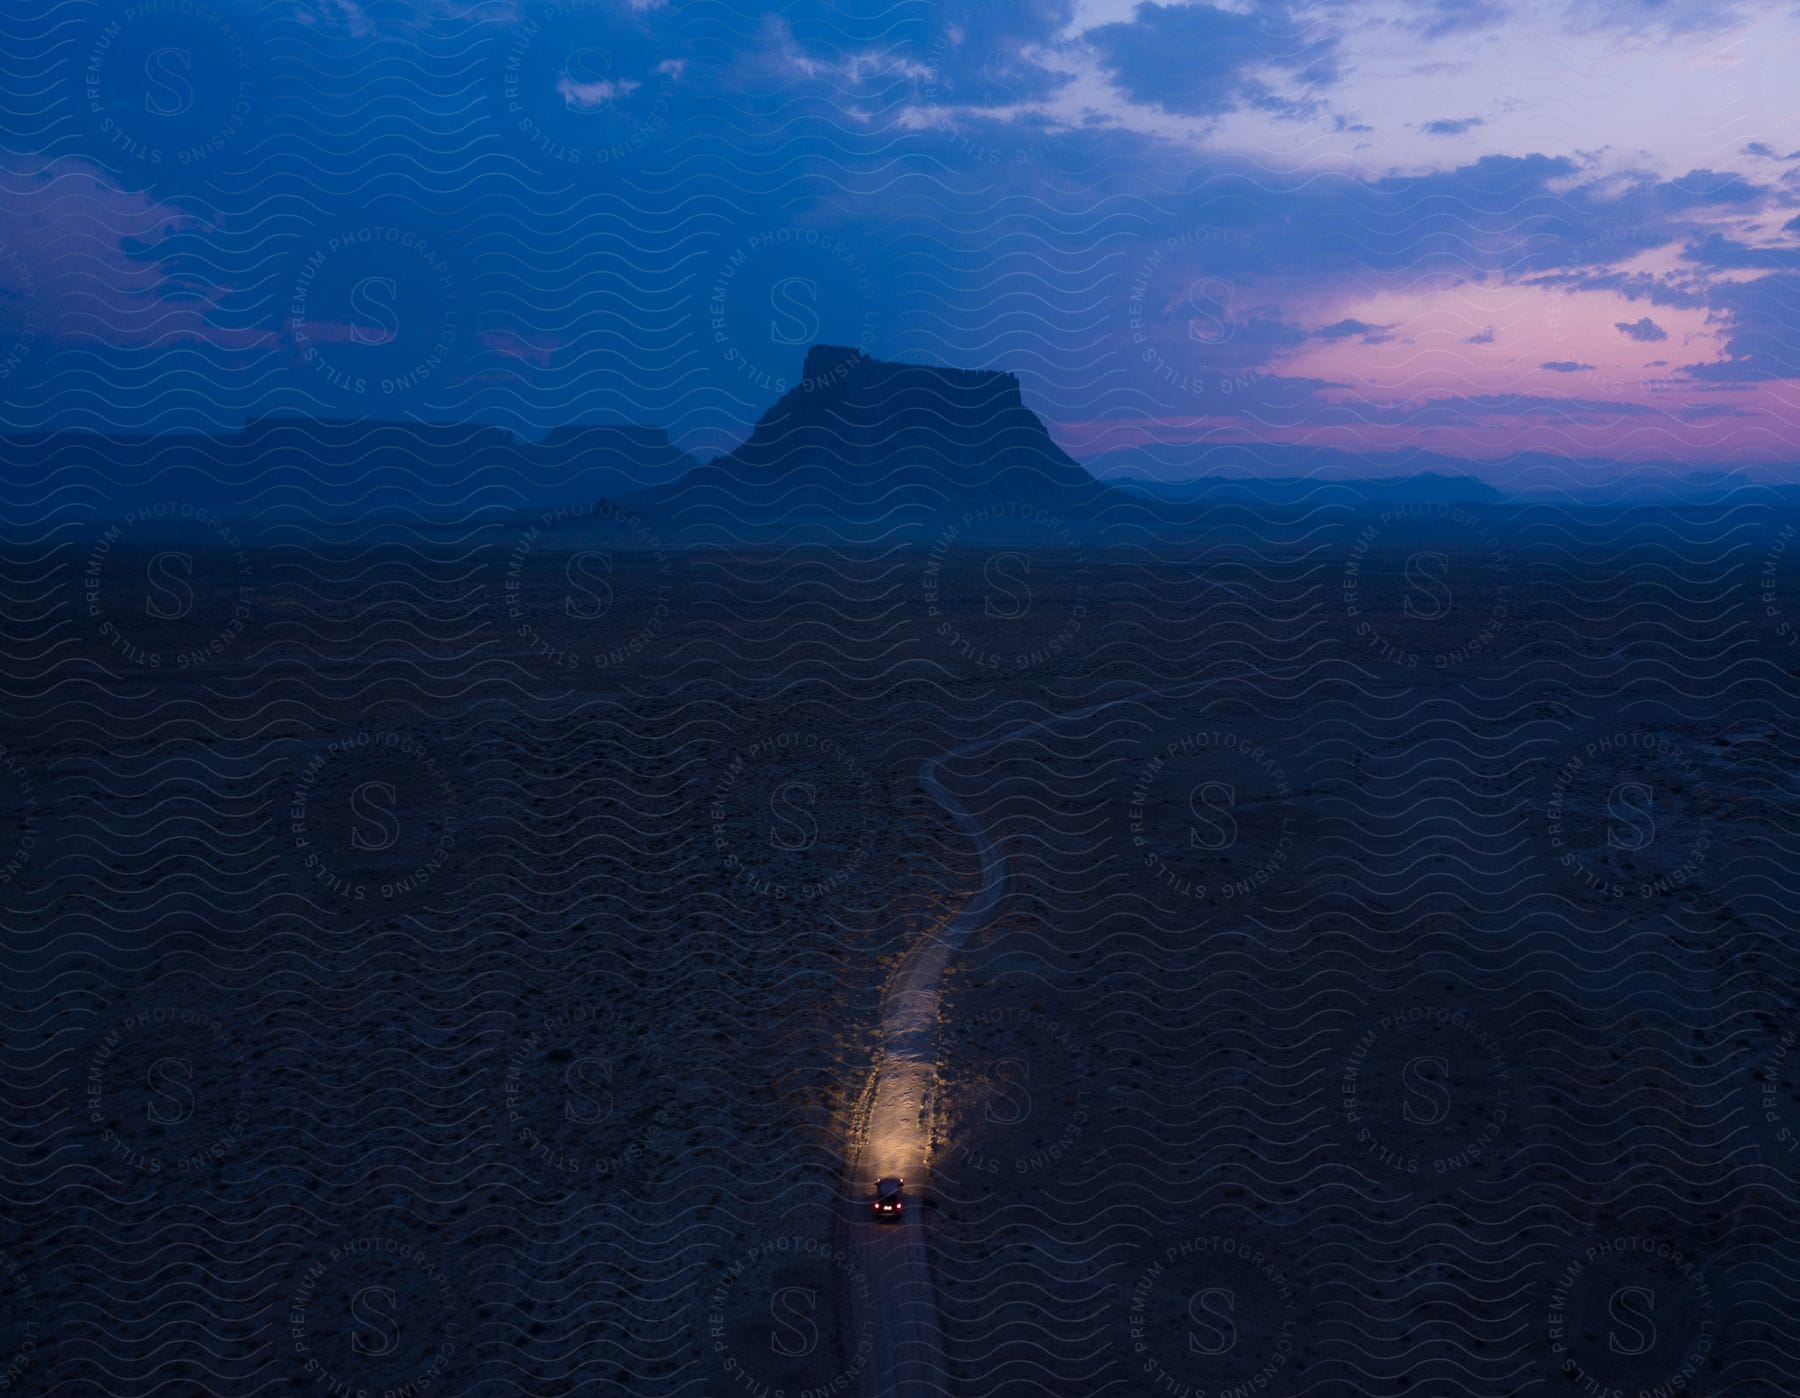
[[1, 0, 1797, 475]]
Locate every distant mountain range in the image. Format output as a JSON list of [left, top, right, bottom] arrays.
[[1109, 472, 1507, 507], [1086, 440, 1800, 502], [0, 416, 699, 521], [6, 345, 1798, 536]]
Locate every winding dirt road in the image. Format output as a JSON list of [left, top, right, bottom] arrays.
[[842, 691, 1149, 1398]]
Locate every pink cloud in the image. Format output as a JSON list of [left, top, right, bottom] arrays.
[[481, 328, 565, 367], [0, 153, 263, 351]]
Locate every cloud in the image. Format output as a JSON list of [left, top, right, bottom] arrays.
[[481, 329, 565, 367], [1647, 167, 1767, 211], [1683, 232, 1800, 269], [296, 0, 373, 36], [1683, 357, 1778, 382], [1502, 166, 1770, 275], [1532, 269, 1710, 309], [1679, 271, 1800, 382], [1745, 142, 1777, 158], [1570, 0, 1764, 34], [1108, 150, 1786, 414], [1161, 152, 1771, 298], [1414, 0, 1510, 40], [1088, 3, 1339, 119], [1001, 140, 1796, 440], [1614, 316, 1668, 341], [1421, 116, 1484, 136], [1313, 317, 1396, 343], [0, 154, 260, 352], [558, 76, 641, 110]]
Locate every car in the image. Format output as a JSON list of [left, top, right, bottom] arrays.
[[872, 1176, 904, 1221]]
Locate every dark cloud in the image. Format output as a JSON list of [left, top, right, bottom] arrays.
[[1680, 272, 1800, 382], [1614, 316, 1668, 342], [1421, 116, 1484, 136], [1159, 153, 1587, 281], [1497, 166, 1772, 276], [1657, 168, 1767, 209], [1530, 269, 1710, 309], [1131, 153, 1776, 404], [1088, 3, 1338, 118], [1683, 232, 1800, 269], [913, 0, 1075, 108], [1313, 318, 1396, 343], [1367, 159, 1767, 276], [1464, 326, 1497, 344], [1745, 142, 1777, 158], [1542, 360, 1595, 372]]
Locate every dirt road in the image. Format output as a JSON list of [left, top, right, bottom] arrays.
[[843, 691, 1152, 1398]]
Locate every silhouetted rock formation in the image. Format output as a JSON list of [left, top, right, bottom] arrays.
[[635, 346, 1123, 539]]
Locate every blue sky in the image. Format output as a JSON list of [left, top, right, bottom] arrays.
[[1, 0, 1796, 472]]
